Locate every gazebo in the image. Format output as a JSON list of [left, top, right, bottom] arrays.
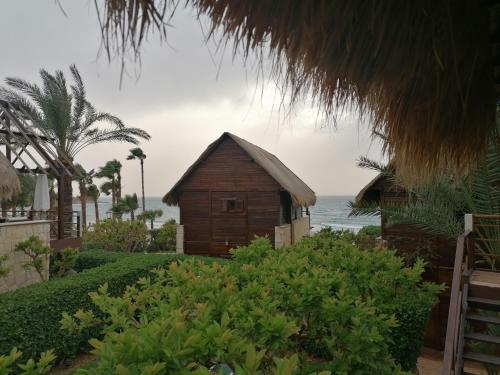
[[0, 100, 81, 248]]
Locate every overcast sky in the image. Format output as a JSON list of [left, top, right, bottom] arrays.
[[0, 1, 383, 197]]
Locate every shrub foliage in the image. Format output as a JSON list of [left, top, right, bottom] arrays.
[[73, 249, 127, 272], [0, 252, 191, 363], [83, 219, 149, 252], [358, 225, 382, 237], [64, 235, 441, 374], [149, 219, 177, 252]]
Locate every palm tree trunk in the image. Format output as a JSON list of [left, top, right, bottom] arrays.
[[141, 159, 146, 212], [79, 183, 87, 230], [62, 172, 74, 237], [111, 176, 116, 205], [117, 172, 122, 201], [94, 197, 100, 223], [131, 210, 135, 221]]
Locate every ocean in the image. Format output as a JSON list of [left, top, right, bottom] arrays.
[[74, 195, 379, 233]]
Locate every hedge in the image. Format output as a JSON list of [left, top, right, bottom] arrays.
[[64, 235, 442, 374], [73, 249, 128, 272], [0, 253, 219, 363]]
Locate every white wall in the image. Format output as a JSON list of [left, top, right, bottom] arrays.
[[176, 224, 184, 254], [275, 224, 291, 249], [292, 216, 310, 243]]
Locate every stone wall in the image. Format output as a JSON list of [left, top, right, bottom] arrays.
[[0, 220, 50, 294]]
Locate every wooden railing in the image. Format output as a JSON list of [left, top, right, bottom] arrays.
[[0, 209, 81, 239], [442, 213, 500, 374], [442, 230, 472, 374]]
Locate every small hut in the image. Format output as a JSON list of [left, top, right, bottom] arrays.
[[164, 132, 316, 256], [0, 152, 20, 199], [355, 174, 456, 350]]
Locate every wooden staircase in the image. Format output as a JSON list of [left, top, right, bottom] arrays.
[[442, 215, 500, 374]]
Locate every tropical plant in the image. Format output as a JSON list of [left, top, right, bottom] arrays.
[[12, 175, 36, 216], [0, 348, 56, 375], [0, 254, 10, 278], [96, 159, 122, 206], [350, 128, 500, 268], [87, 184, 101, 223], [127, 147, 147, 212], [50, 247, 80, 277], [137, 209, 163, 231], [0, 65, 150, 221], [14, 235, 52, 281], [112, 193, 139, 220], [74, 164, 94, 229]]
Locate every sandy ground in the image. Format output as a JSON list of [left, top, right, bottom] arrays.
[[417, 348, 487, 375], [50, 354, 95, 375], [50, 349, 489, 374]]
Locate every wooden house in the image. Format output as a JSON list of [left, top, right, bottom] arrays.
[[355, 174, 456, 350], [163, 132, 316, 257]]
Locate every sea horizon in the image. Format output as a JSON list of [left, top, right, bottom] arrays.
[[74, 195, 379, 233]]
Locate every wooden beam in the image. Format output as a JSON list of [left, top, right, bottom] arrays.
[[5, 117, 11, 162], [1, 108, 64, 176]]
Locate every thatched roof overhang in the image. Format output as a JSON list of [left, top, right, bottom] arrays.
[[163, 132, 316, 208], [98, 0, 500, 181], [354, 173, 386, 205], [0, 152, 20, 198]]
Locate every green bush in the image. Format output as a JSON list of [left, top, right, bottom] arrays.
[[83, 219, 149, 252], [358, 225, 382, 237], [65, 235, 441, 374], [149, 219, 176, 252], [73, 249, 127, 272], [0, 253, 202, 363], [50, 247, 80, 277]]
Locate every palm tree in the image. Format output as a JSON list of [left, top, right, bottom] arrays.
[[74, 164, 94, 229], [137, 209, 163, 231], [96, 159, 123, 205], [0, 65, 150, 231], [87, 184, 101, 223], [350, 129, 500, 269], [127, 147, 147, 212], [112, 193, 139, 220]]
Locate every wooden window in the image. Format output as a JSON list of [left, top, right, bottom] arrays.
[[221, 198, 244, 212]]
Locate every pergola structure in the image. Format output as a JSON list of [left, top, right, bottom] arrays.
[[0, 100, 79, 242]]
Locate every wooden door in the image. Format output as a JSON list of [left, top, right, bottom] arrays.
[[180, 191, 210, 255], [210, 192, 247, 256]]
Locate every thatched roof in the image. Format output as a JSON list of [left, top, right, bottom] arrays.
[[97, 1, 500, 181], [163, 132, 316, 207], [355, 174, 386, 205], [0, 152, 20, 199]]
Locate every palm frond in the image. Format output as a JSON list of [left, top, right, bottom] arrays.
[[356, 156, 392, 175]]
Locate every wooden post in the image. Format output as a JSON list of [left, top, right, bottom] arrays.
[[5, 116, 11, 162], [464, 214, 475, 269], [76, 212, 81, 238], [57, 175, 64, 240]]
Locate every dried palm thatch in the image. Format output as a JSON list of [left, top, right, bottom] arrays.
[[163, 132, 316, 207], [95, 0, 499, 181], [0, 152, 20, 199]]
